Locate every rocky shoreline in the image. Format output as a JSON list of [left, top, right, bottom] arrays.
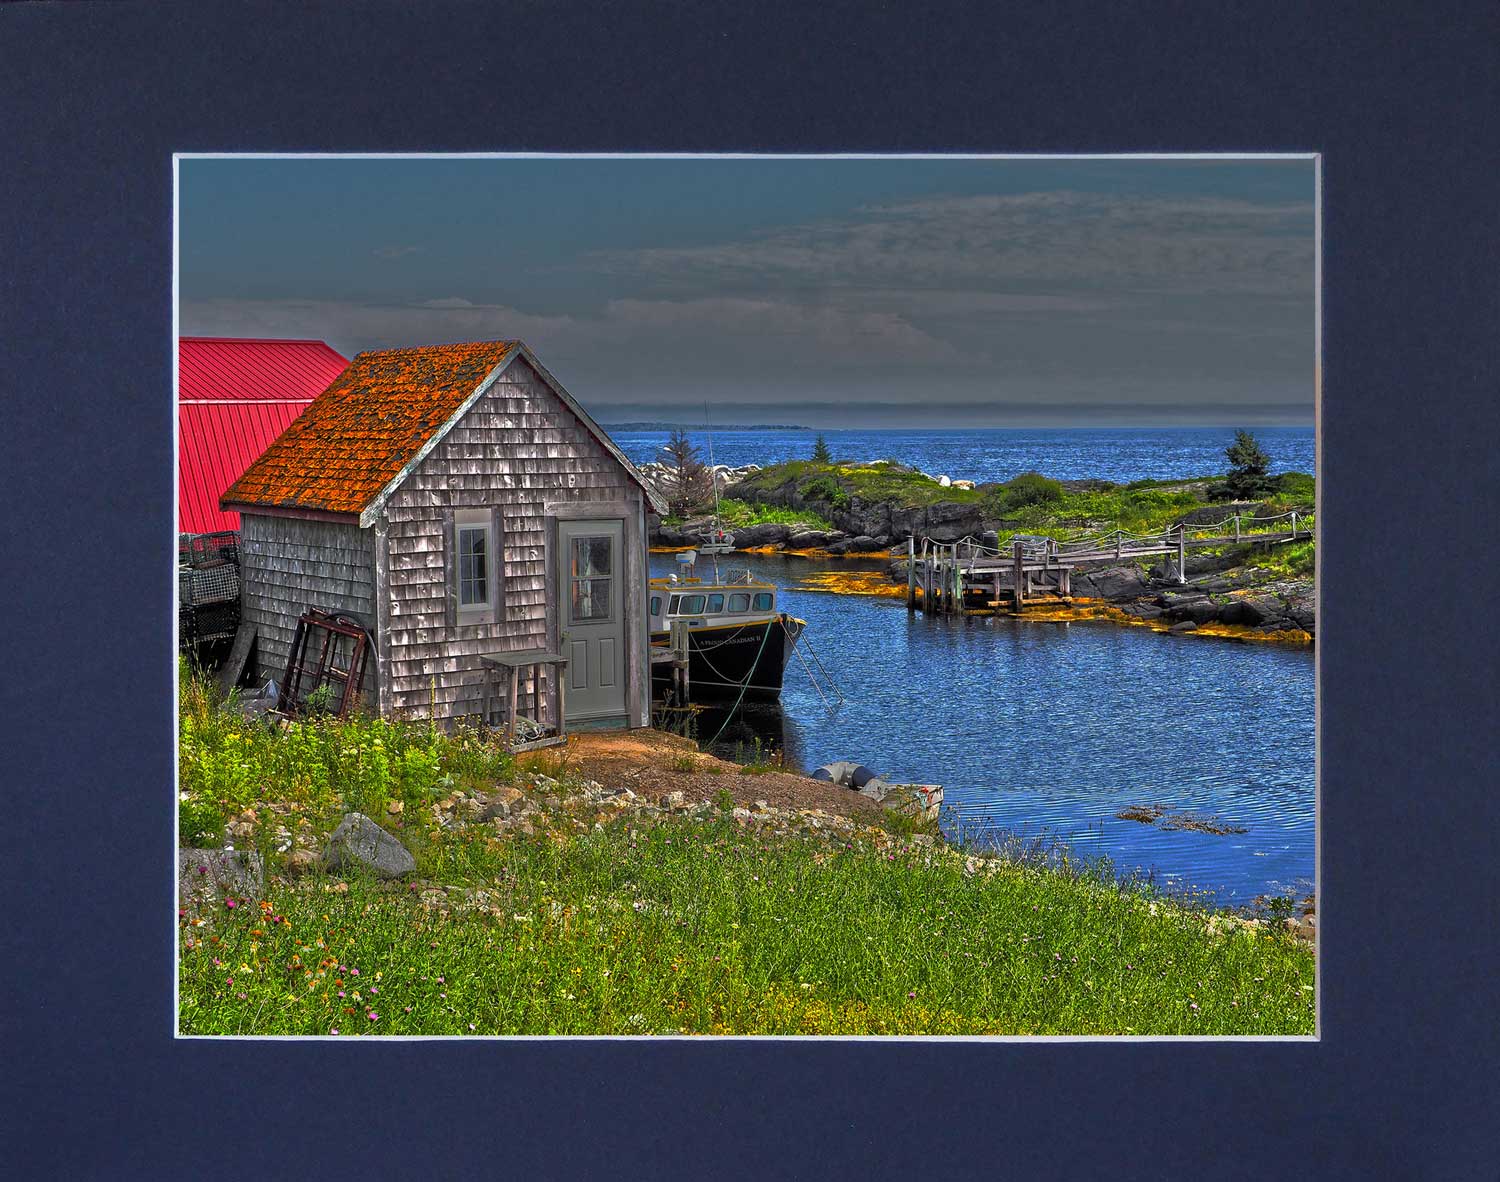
[[650, 511, 1315, 643]]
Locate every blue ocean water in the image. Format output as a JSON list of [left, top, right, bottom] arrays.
[[613, 425, 1315, 486], [648, 550, 1316, 908]]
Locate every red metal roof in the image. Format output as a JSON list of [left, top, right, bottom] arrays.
[[178, 337, 349, 532]]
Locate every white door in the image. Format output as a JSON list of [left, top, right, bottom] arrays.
[[558, 519, 626, 722]]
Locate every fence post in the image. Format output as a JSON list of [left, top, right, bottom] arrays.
[[1176, 527, 1187, 584], [1115, 531, 1122, 560], [1291, 511, 1298, 540], [1013, 538, 1025, 610], [906, 535, 916, 611]]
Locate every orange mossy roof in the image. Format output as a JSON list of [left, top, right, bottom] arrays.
[[221, 340, 520, 516]]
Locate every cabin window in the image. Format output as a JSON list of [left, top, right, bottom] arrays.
[[668, 594, 682, 614], [728, 592, 751, 612], [455, 512, 495, 615], [752, 592, 774, 611], [706, 593, 725, 612], [568, 534, 613, 622], [650, 595, 662, 616], [680, 594, 706, 614]]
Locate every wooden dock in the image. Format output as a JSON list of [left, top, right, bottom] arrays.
[[905, 510, 1310, 615]]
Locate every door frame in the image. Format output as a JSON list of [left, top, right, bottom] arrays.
[[544, 494, 649, 728]]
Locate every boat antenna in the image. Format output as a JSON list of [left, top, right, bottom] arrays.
[[704, 401, 723, 581]]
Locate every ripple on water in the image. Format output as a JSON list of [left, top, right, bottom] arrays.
[[658, 551, 1315, 903]]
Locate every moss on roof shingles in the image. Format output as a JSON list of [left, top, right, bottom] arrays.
[[221, 340, 519, 515]]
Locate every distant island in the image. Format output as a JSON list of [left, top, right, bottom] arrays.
[[602, 422, 811, 432]]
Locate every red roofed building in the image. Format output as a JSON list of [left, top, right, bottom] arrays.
[[178, 337, 350, 533]]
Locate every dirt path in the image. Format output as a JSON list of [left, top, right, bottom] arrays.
[[535, 728, 885, 822]]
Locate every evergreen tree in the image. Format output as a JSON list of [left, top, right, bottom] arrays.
[[1224, 429, 1274, 499], [812, 434, 832, 464], [661, 429, 714, 518]]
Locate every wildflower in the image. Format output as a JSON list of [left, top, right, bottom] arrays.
[[351, 968, 360, 976], [907, 991, 915, 999], [337, 991, 345, 998], [330, 1027, 338, 1035], [404, 1006, 412, 1013], [468, 1023, 476, 1031], [367, 1011, 379, 1022], [369, 986, 378, 995], [1190, 1003, 1200, 1012], [226, 899, 237, 910]]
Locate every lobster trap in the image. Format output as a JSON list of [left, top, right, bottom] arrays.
[[178, 531, 241, 648]]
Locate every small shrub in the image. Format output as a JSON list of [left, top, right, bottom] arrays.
[[179, 795, 226, 847], [1002, 472, 1064, 510], [798, 474, 848, 509], [713, 787, 735, 812]]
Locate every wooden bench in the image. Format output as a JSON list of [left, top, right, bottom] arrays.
[[479, 649, 569, 752]]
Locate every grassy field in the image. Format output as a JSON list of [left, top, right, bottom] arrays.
[[177, 670, 1315, 1037], [180, 816, 1315, 1037]]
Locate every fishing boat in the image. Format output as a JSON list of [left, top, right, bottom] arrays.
[[649, 555, 805, 700]]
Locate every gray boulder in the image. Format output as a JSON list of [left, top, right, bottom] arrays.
[[1284, 588, 1316, 632], [179, 848, 264, 916], [323, 812, 416, 878], [733, 522, 790, 548], [1218, 594, 1281, 627], [786, 529, 831, 549], [1076, 565, 1149, 601], [847, 534, 879, 552]]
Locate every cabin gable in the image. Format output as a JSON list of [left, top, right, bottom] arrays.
[[378, 355, 648, 723]]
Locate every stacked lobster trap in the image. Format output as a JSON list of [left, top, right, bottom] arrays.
[[178, 530, 241, 649]]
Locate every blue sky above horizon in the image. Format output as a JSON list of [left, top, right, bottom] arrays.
[[178, 156, 1316, 427]]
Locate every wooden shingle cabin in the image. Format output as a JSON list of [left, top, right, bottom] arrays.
[[221, 339, 667, 734]]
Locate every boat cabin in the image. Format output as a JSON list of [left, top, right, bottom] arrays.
[[648, 570, 780, 637]]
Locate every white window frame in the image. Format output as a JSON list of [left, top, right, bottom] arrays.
[[455, 509, 495, 618]]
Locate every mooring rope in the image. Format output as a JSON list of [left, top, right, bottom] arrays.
[[700, 620, 777, 749]]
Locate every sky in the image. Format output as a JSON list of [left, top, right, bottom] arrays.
[[178, 156, 1316, 427]]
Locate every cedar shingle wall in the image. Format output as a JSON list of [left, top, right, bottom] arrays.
[[239, 514, 376, 697], [382, 357, 640, 720]]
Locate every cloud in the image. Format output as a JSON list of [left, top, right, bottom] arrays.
[[593, 190, 1314, 298], [179, 294, 964, 368]]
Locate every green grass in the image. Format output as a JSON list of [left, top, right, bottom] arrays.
[[178, 665, 1313, 1036], [714, 498, 833, 530], [179, 816, 1315, 1037], [177, 660, 516, 850]]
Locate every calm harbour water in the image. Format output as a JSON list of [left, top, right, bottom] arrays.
[[652, 550, 1316, 908], [615, 425, 1315, 485]]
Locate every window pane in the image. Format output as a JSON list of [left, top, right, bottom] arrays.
[[571, 576, 611, 620], [681, 595, 705, 614], [706, 593, 724, 612], [752, 592, 773, 611], [669, 595, 682, 613], [459, 526, 488, 606], [728, 593, 750, 612], [573, 535, 612, 577], [650, 595, 661, 615]]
